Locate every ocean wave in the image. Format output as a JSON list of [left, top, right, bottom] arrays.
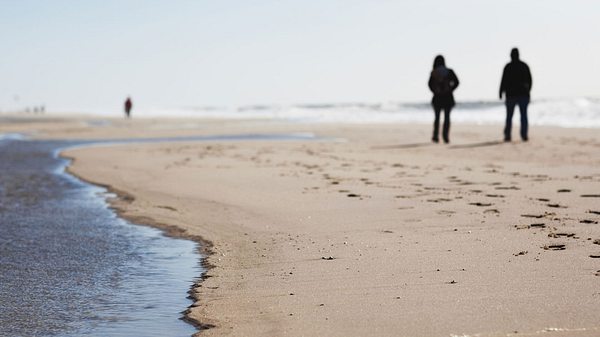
[[143, 97, 600, 128], [27, 97, 600, 128]]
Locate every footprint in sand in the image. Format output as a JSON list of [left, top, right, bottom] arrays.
[[514, 223, 546, 230], [543, 244, 566, 251], [580, 219, 599, 224], [589, 254, 600, 258], [592, 239, 600, 245], [469, 202, 493, 207], [588, 210, 600, 215], [156, 205, 177, 211], [581, 194, 600, 198], [428, 198, 453, 203], [536, 198, 550, 202], [495, 186, 521, 190], [548, 232, 575, 238], [547, 203, 567, 208], [557, 189, 571, 193], [485, 194, 505, 198], [484, 209, 500, 214], [521, 214, 544, 219]]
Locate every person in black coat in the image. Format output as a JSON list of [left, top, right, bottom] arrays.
[[124, 97, 133, 119], [428, 55, 459, 143], [499, 48, 532, 141]]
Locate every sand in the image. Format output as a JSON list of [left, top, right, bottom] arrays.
[[5, 117, 600, 336]]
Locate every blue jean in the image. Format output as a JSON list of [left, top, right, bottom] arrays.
[[432, 106, 451, 142], [504, 96, 529, 140]]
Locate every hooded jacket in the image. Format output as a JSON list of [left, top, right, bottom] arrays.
[[429, 66, 459, 108], [500, 59, 532, 98]]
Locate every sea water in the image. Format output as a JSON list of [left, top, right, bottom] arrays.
[[46, 97, 600, 128], [0, 138, 200, 337]]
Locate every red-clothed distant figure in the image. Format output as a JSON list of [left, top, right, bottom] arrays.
[[124, 97, 133, 118]]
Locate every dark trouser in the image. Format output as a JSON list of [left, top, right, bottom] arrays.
[[504, 96, 529, 141], [433, 106, 451, 143]]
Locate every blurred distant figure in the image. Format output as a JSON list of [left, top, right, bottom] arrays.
[[124, 97, 133, 119], [500, 48, 532, 142], [428, 55, 459, 144]]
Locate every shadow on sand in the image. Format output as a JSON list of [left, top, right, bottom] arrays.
[[448, 140, 505, 149], [372, 140, 507, 150], [371, 142, 433, 150]]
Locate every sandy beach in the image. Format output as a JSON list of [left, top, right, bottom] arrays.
[[5, 2, 600, 336], [5, 117, 600, 336]]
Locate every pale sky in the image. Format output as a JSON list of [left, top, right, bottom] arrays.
[[1, 0, 599, 111]]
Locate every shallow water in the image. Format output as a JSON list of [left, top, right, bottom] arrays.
[[0, 138, 200, 337]]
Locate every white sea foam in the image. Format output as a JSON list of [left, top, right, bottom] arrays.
[[0, 133, 26, 141], [33, 97, 600, 128], [142, 98, 600, 128]]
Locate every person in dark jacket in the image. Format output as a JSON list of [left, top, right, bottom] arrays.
[[499, 48, 532, 141], [124, 97, 133, 119], [428, 55, 459, 143]]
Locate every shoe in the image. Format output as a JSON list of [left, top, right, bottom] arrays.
[[443, 139, 449, 144], [432, 137, 439, 143], [522, 137, 528, 142], [504, 137, 511, 142]]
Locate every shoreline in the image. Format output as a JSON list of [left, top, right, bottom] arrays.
[[2, 95, 599, 128], [0, 137, 201, 336], [62, 152, 216, 333]]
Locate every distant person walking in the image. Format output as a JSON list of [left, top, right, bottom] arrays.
[[124, 97, 133, 119], [500, 48, 532, 142], [428, 55, 459, 144]]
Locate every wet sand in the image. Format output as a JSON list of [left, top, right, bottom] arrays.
[[5, 117, 600, 336]]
